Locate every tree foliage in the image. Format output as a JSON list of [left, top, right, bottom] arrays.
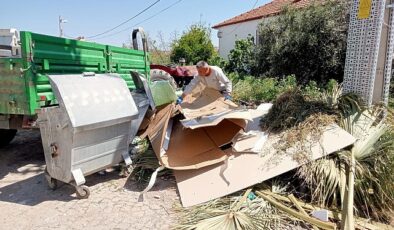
[[170, 24, 216, 64], [208, 53, 227, 69], [226, 36, 258, 76], [254, 0, 349, 83]]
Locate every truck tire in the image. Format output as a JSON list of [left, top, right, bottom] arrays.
[[0, 129, 17, 146], [150, 69, 178, 90]]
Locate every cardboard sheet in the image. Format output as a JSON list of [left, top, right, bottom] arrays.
[[232, 131, 268, 153], [161, 121, 228, 170], [181, 109, 252, 129], [231, 107, 271, 153], [146, 104, 174, 161], [146, 104, 247, 170], [144, 87, 253, 171], [180, 88, 239, 120], [174, 124, 356, 207], [179, 88, 252, 129], [163, 119, 247, 170]]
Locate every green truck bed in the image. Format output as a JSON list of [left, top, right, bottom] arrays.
[[0, 31, 150, 116]]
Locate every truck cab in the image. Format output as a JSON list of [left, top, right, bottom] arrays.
[[0, 28, 21, 58]]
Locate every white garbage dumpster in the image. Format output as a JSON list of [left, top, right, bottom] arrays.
[[38, 73, 139, 198]]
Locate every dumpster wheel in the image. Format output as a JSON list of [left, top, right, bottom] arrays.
[[44, 167, 58, 190], [75, 185, 90, 199]]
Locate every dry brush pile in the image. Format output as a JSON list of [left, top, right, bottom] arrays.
[[174, 85, 394, 229]]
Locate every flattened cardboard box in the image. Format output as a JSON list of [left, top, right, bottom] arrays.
[[146, 103, 249, 170], [180, 88, 239, 119], [174, 109, 356, 207]]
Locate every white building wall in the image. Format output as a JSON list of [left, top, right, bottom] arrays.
[[216, 19, 262, 59]]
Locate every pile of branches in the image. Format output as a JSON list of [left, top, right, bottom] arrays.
[[260, 89, 340, 160], [260, 89, 338, 133]]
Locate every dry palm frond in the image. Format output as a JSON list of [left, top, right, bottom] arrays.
[[129, 138, 175, 183], [174, 190, 284, 230], [297, 154, 348, 207], [297, 104, 394, 221], [351, 122, 394, 220], [270, 178, 291, 195]]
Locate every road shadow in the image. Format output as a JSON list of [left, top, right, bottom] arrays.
[[0, 173, 75, 205], [0, 169, 130, 206], [0, 130, 44, 180]]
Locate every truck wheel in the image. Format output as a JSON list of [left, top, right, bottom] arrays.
[[150, 69, 178, 90], [0, 129, 17, 146]]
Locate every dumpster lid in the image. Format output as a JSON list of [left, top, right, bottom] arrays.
[[48, 74, 138, 128]]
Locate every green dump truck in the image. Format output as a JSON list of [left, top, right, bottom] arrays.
[[0, 28, 150, 146]]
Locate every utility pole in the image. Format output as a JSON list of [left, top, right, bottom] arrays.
[[59, 16, 68, 37]]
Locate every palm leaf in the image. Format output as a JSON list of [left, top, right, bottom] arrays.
[[297, 106, 394, 220], [174, 194, 284, 230]]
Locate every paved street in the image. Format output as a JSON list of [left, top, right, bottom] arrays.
[[0, 130, 179, 230]]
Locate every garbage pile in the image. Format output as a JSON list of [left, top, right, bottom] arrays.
[[131, 85, 394, 229]]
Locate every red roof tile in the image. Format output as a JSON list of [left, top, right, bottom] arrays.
[[212, 0, 311, 29]]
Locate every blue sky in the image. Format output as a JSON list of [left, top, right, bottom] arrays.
[[0, 0, 270, 47]]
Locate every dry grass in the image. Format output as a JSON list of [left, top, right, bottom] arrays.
[[260, 89, 338, 133], [260, 89, 339, 159]]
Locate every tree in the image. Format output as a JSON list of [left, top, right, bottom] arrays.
[[226, 36, 258, 76], [147, 31, 171, 64], [256, 0, 349, 84], [170, 24, 216, 64]]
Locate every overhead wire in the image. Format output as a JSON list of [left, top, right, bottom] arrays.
[[92, 0, 184, 41], [85, 0, 161, 39]]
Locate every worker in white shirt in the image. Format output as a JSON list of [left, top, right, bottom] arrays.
[[177, 61, 232, 104]]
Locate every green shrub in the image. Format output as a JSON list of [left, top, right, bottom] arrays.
[[326, 79, 339, 93], [227, 72, 242, 85], [277, 75, 297, 93], [208, 54, 227, 69], [256, 0, 349, 84], [232, 75, 339, 104], [254, 78, 279, 102], [304, 80, 322, 99], [232, 76, 256, 102], [233, 75, 297, 103]]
